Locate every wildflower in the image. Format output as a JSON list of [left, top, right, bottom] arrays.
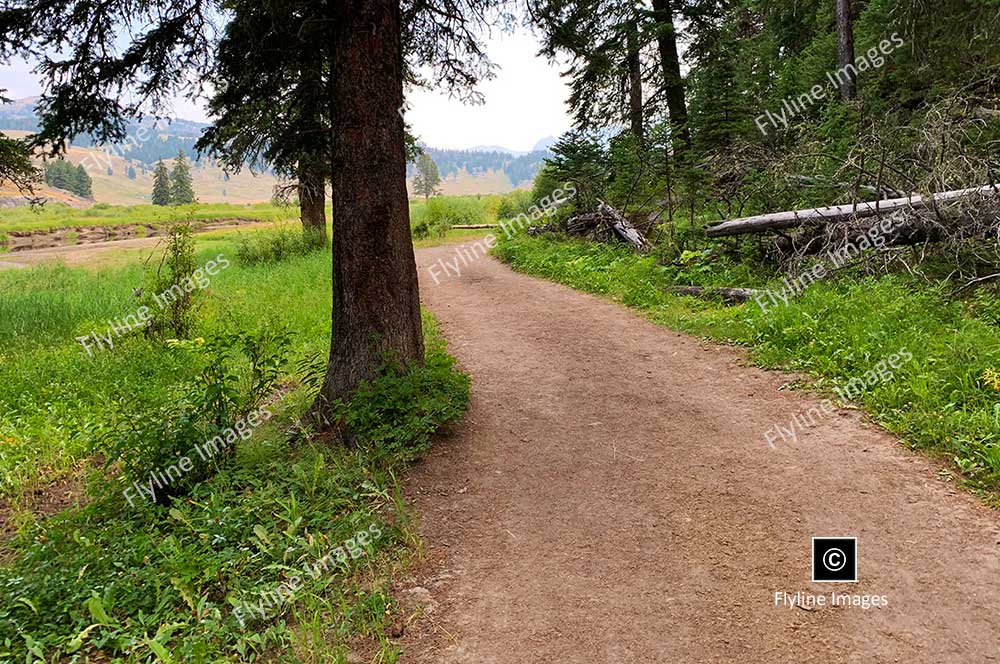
[[983, 368, 1000, 392]]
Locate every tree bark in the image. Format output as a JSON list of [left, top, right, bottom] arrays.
[[626, 18, 644, 146], [298, 159, 327, 243], [313, 0, 424, 431], [650, 0, 690, 156], [836, 0, 857, 100]]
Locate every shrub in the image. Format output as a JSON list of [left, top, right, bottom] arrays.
[[143, 223, 199, 338], [100, 327, 291, 504], [330, 315, 470, 457], [496, 190, 534, 221], [413, 196, 488, 239]]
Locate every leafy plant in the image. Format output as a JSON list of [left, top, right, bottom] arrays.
[[330, 315, 470, 457], [143, 222, 199, 338], [100, 327, 291, 504]]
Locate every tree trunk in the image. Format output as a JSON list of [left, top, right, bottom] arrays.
[[626, 18, 644, 146], [298, 159, 327, 243], [836, 0, 857, 100], [705, 185, 999, 237], [650, 0, 690, 156], [313, 0, 424, 431]]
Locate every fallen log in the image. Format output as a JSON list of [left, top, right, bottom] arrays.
[[451, 224, 498, 229], [706, 185, 999, 238], [666, 285, 760, 305]]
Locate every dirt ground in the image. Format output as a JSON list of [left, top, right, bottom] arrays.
[[399, 242, 1000, 663]]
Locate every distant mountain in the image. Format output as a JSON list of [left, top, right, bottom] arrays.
[[409, 147, 551, 188], [468, 145, 529, 156], [1, 98, 553, 199], [532, 136, 558, 152]]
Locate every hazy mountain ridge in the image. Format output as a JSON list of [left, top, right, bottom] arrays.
[[1, 98, 551, 202]]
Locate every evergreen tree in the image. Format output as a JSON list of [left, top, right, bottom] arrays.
[[127, 165, 136, 180], [532, 0, 648, 145], [43, 159, 92, 197], [196, 0, 329, 242], [546, 131, 611, 210], [44, 159, 74, 190], [74, 164, 93, 198], [412, 152, 442, 200], [0, 92, 40, 193], [151, 159, 171, 206], [3, 0, 511, 429], [170, 150, 195, 204]]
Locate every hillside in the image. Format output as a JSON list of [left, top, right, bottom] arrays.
[[1, 99, 549, 205]]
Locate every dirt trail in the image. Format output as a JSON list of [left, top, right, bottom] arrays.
[[403, 242, 1000, 663]]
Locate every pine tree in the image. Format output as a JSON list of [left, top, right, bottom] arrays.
[[151, 159, 171, 205], [127, 165, 137, 180], [412, 152, 441, 200], [170, 150, 196, 204], [5, 0, 509, 430], [74, 164, 93, 198], [44, 160, 73, 190]]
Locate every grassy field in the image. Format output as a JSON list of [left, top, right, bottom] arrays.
[[0, 225, 472, 662], [0, 201, 299, 234], [494, 233, 1000, 504], [0, 195, 507, 237]]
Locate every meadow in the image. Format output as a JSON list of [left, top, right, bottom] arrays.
[[0, 201, 297, 234], [0, 214, 478, 662], [0, 194, 509, 250]]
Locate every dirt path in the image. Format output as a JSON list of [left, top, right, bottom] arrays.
[[403, 242, 1000, 663]]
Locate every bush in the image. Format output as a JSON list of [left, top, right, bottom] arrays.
[[100, 327, 291, 504], [236, 225, 327, 265], [330, 314, 470, 457], [143, 223, 199, 338], [411, 196, 488, 239], [496, 190, 534, 221]]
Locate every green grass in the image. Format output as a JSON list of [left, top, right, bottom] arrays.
[[0, 202, 299, 233], [1, 197, 503, 236], [409, 196, 494, 239], [493, 233, 1000, 502], [0, 230, 472, 661]]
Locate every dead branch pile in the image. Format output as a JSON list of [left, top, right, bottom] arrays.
[[529, 200, 651, 253]]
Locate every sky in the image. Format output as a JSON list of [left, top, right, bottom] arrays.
[[1, 27, 573, 153]]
